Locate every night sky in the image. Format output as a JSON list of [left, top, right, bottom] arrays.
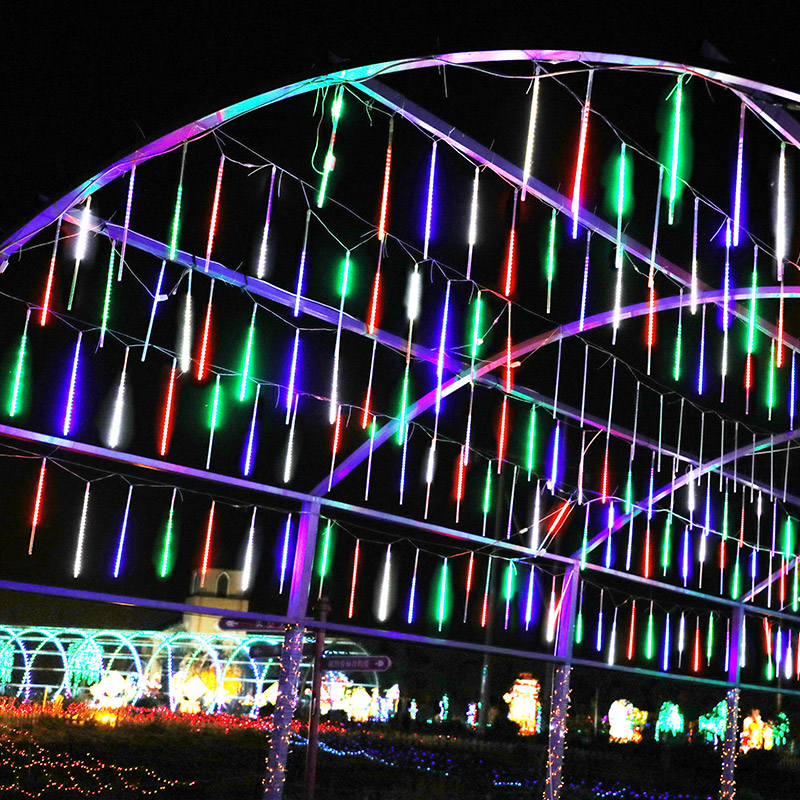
[[2, 1, 800, 718]]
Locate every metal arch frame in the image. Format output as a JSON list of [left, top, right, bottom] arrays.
[[25, 627, 72, 699], [3, 48, 800, 264], [56, 203, 800, 507], [61, 208, 800, 505]]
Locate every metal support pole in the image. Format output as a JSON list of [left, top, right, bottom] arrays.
[[720, 688, 739, 800], [304, 595, 330, 800], [544, 564, 579, 800], [720, 606, 743, 800], [264, 503, 321, 800], [264, 624, 304, 799]]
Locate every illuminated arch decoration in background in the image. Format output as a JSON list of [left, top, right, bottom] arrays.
[[0, 626, 376, 709], [2, 49, 800, 797]]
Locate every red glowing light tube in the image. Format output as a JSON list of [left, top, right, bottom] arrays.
[[377, 118, 393, 241], [196, 279, 215, 381], [203, 155, 225, 272], [28, 458, 46, 555], [348, 540, 360, 619], [159, 358, 178, 457], [200, 500, 216, 586], [39, 217, 62, 327]]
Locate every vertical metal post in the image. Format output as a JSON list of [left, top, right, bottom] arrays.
[[544, 563, 579, 800], [265, 503, 321, 800], [304, 595, 330, 800], [721, 605, 743, 800]]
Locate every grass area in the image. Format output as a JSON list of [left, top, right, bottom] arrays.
[[0, 710, 795, 799]]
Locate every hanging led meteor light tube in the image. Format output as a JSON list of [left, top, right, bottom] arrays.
[[691, 196, 699, 314], [745, 249, 758, 411], [317, 86, 343, 208], [673, 291, 683, 382], [530, 480, 541, 552], [68, 196, 92, 311], [283, 395, 298, 484], [678, 612, 686, 667], [646, 167, 665, 375], [330, 251, 351, 423], [364, 416, 377, 501], [791, 352, 797, 428], [438, 557, 449, 632], [28, 458, 46, 555], [667, 75, 683, 225], [407, 548, 419, 624], [464, 551, 474, 624], [328, 406, 343, 493], [546, 209, 557, 314], [497, 396, 509, 475], [99, 242, 116, 348], [178, 272, 193, 375], [243, 507, 258, 594], [62, 331, 83, 437], [168, 142, 188, 263], [256, 166, 277, 279], [525, 564, 535, 632], [697, 306, 706, 395], [286, 329, 301, 424], [9, 309, 31, 418], [348, 539, 359, 618], [206, 375, 221, 470], [239, 304, 257, 402], [40, 216, 62, 327], [435, 281, 452, 423], [503, 561, 514, 630], [455, 445, 466, 523], [570, 70, 595, 240], [693, 617, 701, 672], [423, 140, 438, 261], [645, 600, 655, 660], [293, 210, 312, 317], [580, 232, 591, 332], [733, 103, 746, 246], [72, 481, 91, 579], [504, 192, 518, 296], [377, 544, 392, 622], [521, 71, 540, 202], [377, 118, 394, 241], [159, 358, 178, 457], [546, 575, 558, 644], [777, 141, 787, 281], [196, 279, 215, 381], [141, 261, 166, 362], [480, 557, 493, 628], [467, 167, 480, 278], [118, 166, 136, 281], [278, 513, 292, 595], [768, 339, 776, 420], [107, 347, 129, 450], [159, 488, 177, 580], [198, 501, 217, 588], [663, 612, 671, 671], [777, 283, 786, 369], [242, 384, 261, 478], [608, 606, 618, 666], [203, 155, 225, 273], [113, 485, 133, 579], [596, 589, 605, 652], [361, 341, 377, 430]]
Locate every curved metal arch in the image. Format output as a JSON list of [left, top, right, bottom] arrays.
[[87, 629, 143, 688], [220, 638, 267, 697], [22, 627, 71, 698], [315, 285, 799, 498], [0, 626, 34, 699], [2, 49, 798, 265]]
